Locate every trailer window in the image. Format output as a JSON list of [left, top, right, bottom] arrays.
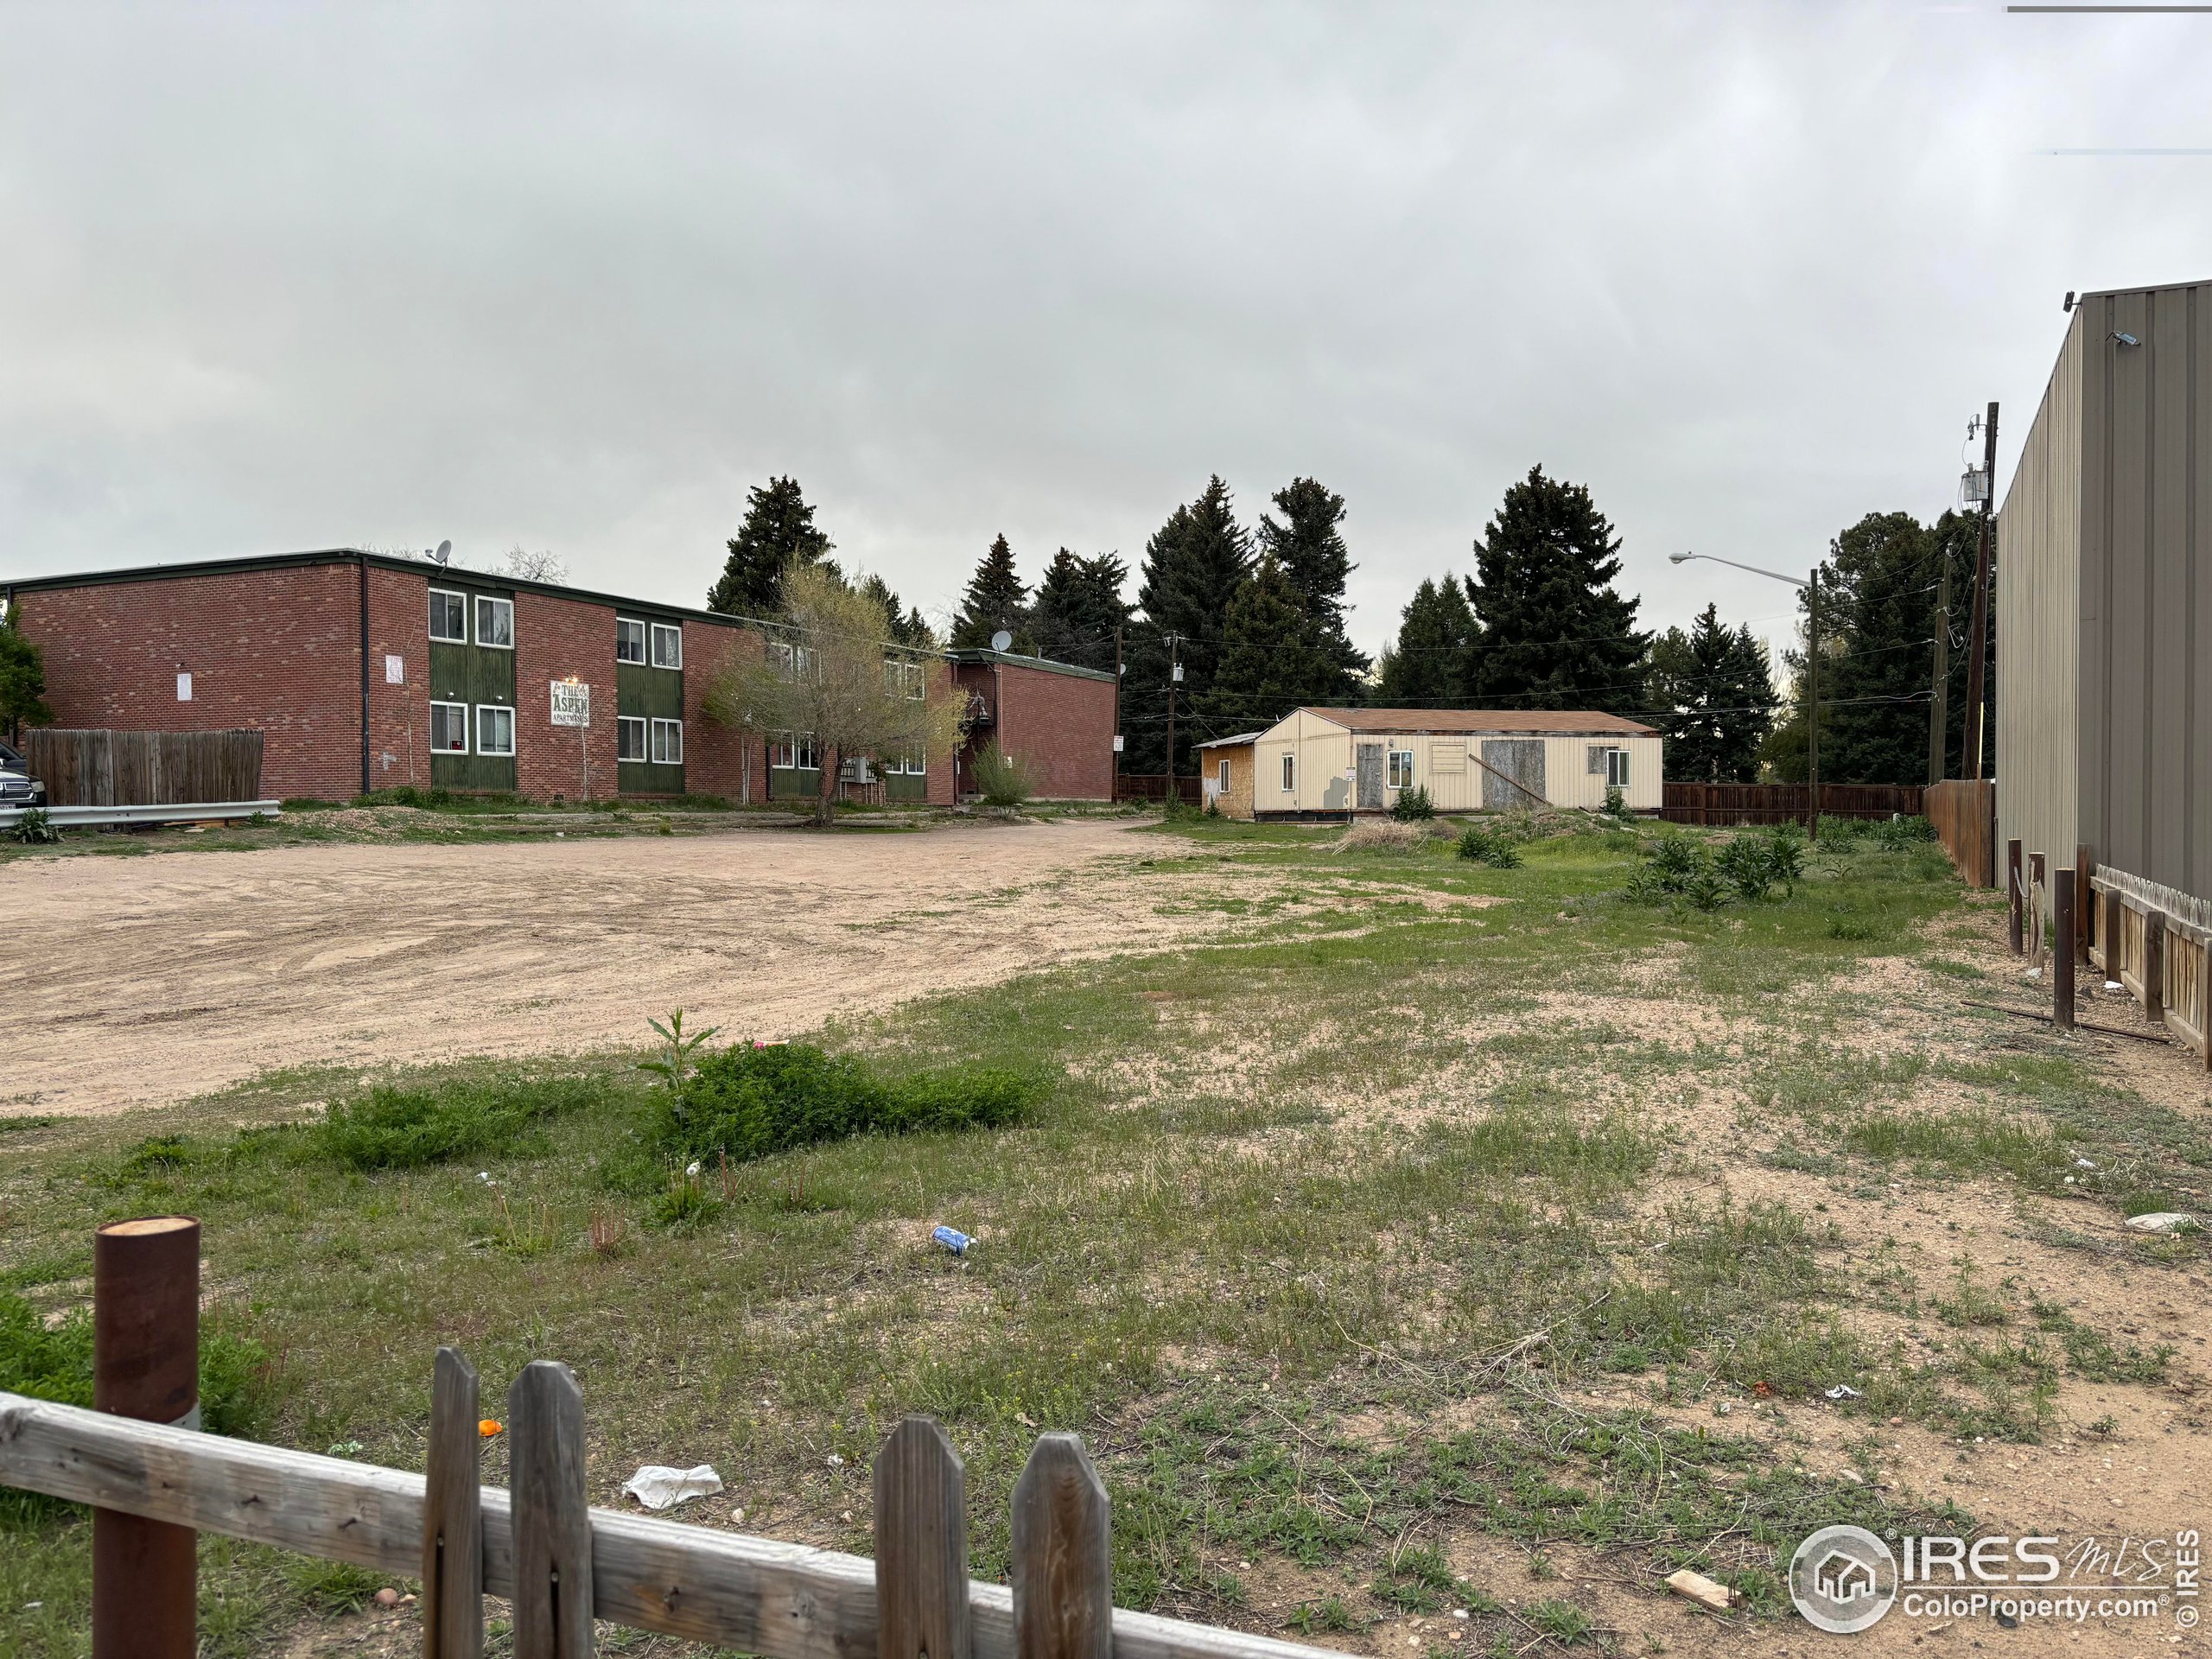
[[1388, 749, 1415, 789], [1605, 748, 1630, 788], [1281, 753, 1295, 792]]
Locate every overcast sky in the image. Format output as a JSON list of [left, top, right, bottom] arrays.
[[3, 3, 2207, 659]]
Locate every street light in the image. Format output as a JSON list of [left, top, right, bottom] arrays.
[[1669, 551, 1823, 842]]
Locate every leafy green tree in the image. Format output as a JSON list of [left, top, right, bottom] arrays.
[[950, 533, 1033, 652], [1029, 549, 1131, 669], [0, 605, 53, 744], [1465, 466, 1647, 713], [1929, 508, 1990, 779], [1374, 577, 1477, 707], [1124, 477, 1253, 773], [1645, 604, 1777, 783], [1197, 553, 1335, 734], [709, 477, 836, 615], [1257, 477, 1367, 697]]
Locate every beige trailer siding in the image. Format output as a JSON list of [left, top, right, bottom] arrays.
[[1249, 709, 1662, 814], [1999, 281, 2212, 910]]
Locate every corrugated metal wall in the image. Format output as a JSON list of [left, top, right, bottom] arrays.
[[2080, 283, 2211, 901], [1996, 308, 2086, 889], [1999, 282, 2212, 910]]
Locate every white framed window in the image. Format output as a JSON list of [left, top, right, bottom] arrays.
[[475, 595, 514, 649], [905, 747, 928, 775], [796, 731, 818, 770], [615, 618, 646, 664], [176, 671, 193, 702], [616, 715, 647, 761], [475, 704, 516, 756], [430, 702, 469, 753], [1605, 747, 1630, 789], [1388, 749, 1415, 790], [1217, 759, 1230, 791], [885, 657, 925, 700], [769, 730, 797, 769], [429, 589, 467, 643], [652, 718, 683, 765], [1281, 753, 1295, 792], [651, 623, 683, 669], [768, 641, 794, 676]]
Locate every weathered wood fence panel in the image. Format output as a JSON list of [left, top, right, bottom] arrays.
[[1659, 781, 1923, 828], [1925, 779, 1996, 888], [1112, 774, 1202, 805], [2092, 864, 2212, 1070], [22, 728, 264, 806], [0, 1387, 1343, 1659]]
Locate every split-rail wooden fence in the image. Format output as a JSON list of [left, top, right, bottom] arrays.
[[0, 1352, 1344, 1659]]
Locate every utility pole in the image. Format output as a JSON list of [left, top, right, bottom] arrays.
[[1926, 556, 1953, 786], [1111, 625, 1123, 792], [1807, 569, 1821, 845], [1962, 401, 1999, 780], [1165, 633, 1179, 788]]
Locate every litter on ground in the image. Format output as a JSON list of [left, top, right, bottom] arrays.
[[2124, 1211, 2198, 1234], [622, 1464, 724, 1510], [932, 1224, 973, 1255], [1824, 1384, 1864, 1401]]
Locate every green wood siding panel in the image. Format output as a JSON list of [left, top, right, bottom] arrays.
[[615, 647, 684, 795], [427, 582, 518, 792]]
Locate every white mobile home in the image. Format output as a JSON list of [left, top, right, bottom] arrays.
[[1224, 708, 1662, 820]]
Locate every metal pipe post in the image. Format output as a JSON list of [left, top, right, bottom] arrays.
[[93, 1216, 201, 1659], [1963, 402, 1999, 779], [2007, 839, 2024, 953], [2054, 869, 2076, 1032]]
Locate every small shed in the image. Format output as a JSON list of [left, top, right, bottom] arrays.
[[1231, 708, 1662, 820], [1195, 731, 1262, 817]]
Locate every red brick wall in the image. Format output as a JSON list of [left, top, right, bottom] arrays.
[[365, 565, 430, 791], [515, 589, 620, 801], [951, 660, 1115, 800], [11, 564, 365, 800], [682, 620, 766, 802]]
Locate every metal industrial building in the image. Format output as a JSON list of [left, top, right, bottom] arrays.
[[1996, 278, 2212, 908]]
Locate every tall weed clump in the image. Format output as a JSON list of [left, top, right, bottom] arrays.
[[316, 1076, 611, 1170], [658, 1040, 1047, 1165]]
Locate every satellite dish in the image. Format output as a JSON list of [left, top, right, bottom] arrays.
[[991, 629, 1014, 652], [433, 539, 452, 566]]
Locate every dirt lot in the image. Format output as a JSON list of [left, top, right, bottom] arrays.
[[3, 818, 1223, 1116]]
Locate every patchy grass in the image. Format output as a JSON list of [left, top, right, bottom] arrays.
[[1, 819, 2199, 1656]]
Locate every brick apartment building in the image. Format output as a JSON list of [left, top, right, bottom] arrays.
[[4, 550, 1117, 804]]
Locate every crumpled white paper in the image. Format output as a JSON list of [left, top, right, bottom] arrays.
[[623, 1464, 724, 1510]]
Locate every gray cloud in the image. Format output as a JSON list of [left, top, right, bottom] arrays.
[[3, 3, 2206, 658]]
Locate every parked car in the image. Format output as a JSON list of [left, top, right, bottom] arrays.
[[0, 739, 48, 809]]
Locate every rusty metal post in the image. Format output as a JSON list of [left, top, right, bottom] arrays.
[[2054, 869, 2076, 1033], [2007, 839, 2023, 953], [94, 1217, 200, 1659]]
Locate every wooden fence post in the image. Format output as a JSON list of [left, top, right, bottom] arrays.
[[2143, 915, 2166, 1027], [2007, 839, 2024, 952], [2054, 869, 2076, 1033], [423, 1347, 484, 1659], [1012, 1434, 1112, 1659], [92, 1217, 200, 1659], [874, 1417, 970, 1659], [509, 1362, 593, 1659]]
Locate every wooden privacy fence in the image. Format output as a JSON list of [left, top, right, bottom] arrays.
[[1113, 774, 1202, 806], [1659, 781, 1923, 827], [0, 1361, 1341, 1659], [2088, 864, 2212, 1071], [1925, 779, 1997, 889], [22, 728, 264, 807]]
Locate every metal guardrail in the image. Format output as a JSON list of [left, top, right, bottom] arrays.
[[0, 799, 282, 830]]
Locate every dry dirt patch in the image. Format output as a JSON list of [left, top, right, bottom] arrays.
[[2, 818, 1274, 1117]]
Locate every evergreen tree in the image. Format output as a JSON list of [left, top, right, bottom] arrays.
[[1030, 550, 1132, 670], [1198, 553, 1335, 735], [1812, 511, 1942, 785], [1374, 577, 1477, 708], [855, 573, 935, 648], [708, 476, 835, 615], [950, 533, 1033, 652], [1645, 604, 1777, 783], [1257, 477, 1367, 696], [0, 603, 54, 744], [1123, 477, 1253, 773], [1930, 508, 1991, 780], [1465, 466, 1647, 713]]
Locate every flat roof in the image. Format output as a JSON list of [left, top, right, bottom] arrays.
[[946, 647, 1116, 684], [1193, 731, 1263, 749], [1304, 707, 1659, 737]]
